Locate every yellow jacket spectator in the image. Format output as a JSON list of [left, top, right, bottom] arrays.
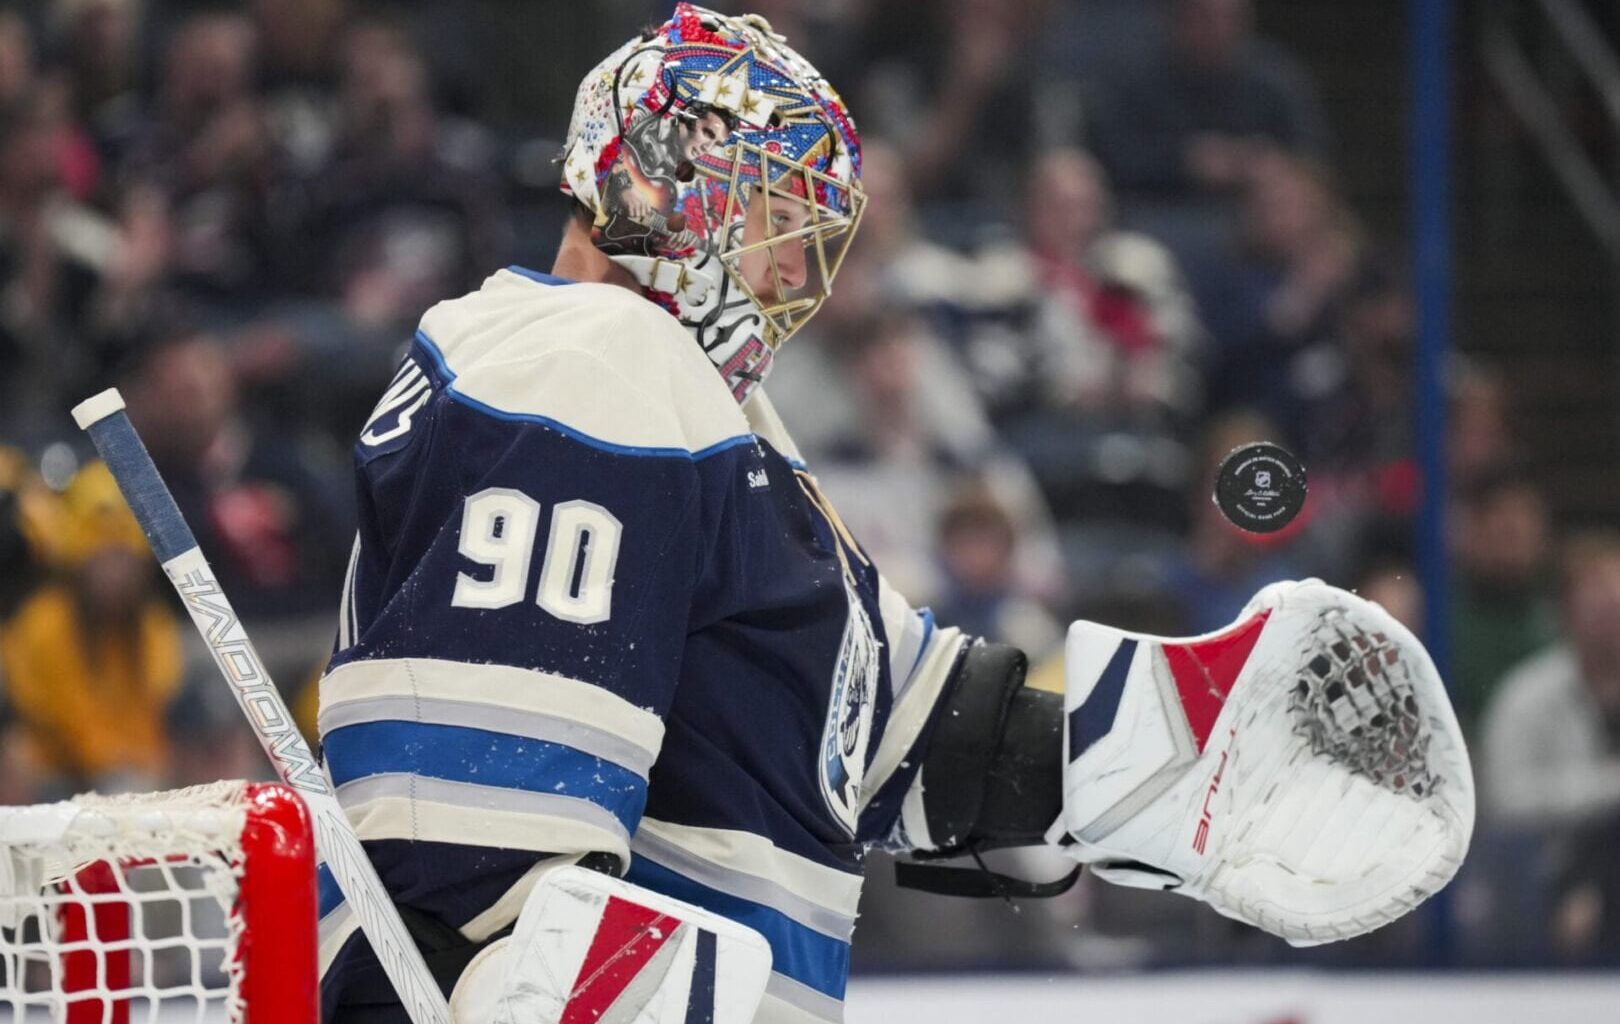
[[0, 460, 183, 788], [0, 445, 51, 618]]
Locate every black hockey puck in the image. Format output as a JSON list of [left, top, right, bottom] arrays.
[[1214, 442, 1307, 534]]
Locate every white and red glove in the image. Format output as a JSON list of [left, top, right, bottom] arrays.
[[1050, 579, 1474, 945]]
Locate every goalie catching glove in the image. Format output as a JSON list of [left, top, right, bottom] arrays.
[[1049, 579, 1474, 945]]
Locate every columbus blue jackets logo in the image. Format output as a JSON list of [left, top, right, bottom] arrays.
[[819, 571, 880, 835]]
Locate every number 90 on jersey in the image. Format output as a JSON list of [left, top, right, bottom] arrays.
[[451, 487, 623, 624]]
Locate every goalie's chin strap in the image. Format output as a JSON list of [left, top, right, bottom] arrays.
[[893, 845, 1081, 902]]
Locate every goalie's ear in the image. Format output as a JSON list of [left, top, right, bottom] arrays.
[[1052, 579, 1474, 946]]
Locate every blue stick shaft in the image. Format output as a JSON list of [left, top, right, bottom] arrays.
[[78, 407, 198, 564]]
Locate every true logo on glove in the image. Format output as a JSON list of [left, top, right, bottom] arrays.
[[1192, 729, 1234, 855]]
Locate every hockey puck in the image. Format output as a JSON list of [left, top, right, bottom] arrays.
[[1213, 442, 1307, 534]]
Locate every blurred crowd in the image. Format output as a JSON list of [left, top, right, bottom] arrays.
[[0, 0, 1616, 976]]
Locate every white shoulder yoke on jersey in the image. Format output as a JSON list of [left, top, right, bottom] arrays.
[[418, 268, 752, 458]]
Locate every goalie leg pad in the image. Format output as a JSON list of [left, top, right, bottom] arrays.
[[1050, 579, 1475, 946], [450, 864, 773, 1024]]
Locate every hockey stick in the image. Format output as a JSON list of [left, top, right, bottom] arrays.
[[72, 389, 453, 1024]]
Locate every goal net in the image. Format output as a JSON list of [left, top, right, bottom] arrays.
[[0, 780, 316, 1023]]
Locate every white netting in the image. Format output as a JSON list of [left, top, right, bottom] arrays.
[[0, 781, 252, 1024], [1289, 607, 1442, 798]]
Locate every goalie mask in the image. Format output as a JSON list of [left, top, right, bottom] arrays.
[[560, 3, 864, 403]]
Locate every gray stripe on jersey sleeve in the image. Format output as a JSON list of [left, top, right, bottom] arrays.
[[765, 971, 845, 1023], [630, 828, 856, 941], [335, 773, 631, 845], [319, 695, 656, 776]]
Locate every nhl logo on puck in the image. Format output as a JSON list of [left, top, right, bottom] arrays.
[[1214, 442, 1307, 534]]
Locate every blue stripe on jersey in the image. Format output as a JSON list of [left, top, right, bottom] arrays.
[[505, 265, 575, 286], [317, 863, 342, 920], [411, 331, 755, 462], [323, 720, 648, 832], [626, 855, 849, 1001]]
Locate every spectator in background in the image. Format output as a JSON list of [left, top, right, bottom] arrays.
[[0, 86, 112, 437], [799, 310, 1063, 606], [1301, 258, 1414, 474], [1479, 530, 1620, 964], [1354, 555, 1424, 636], [767, 137, 976, 457], [249, 0, 350, 177], [0, 703, 45, 805], [971, 146, 1203, 425], [300, 17, 505, 317], [1164, 409, 1309, 633], [933, 479, 1064, 660], [841, 0, 1047, 218], [124, 12, 288, 312], [1287, 258, 1422, 577], [818, 137, 968, 324], [1196, 149, 1365, 428], [1449, 462, 1559, 736], [119, 326, 351, 690], [1, 446, 48, 805], [1449, 358, 1521, 495], [0, 11, 36, 110], [46, 0, 145, 168], [1089, 0, 1329, 199], [0, 446, 46, 621], [208, 17, 506, 440], [0, 461, 183, 798], [1480, 531, 1620, 828]]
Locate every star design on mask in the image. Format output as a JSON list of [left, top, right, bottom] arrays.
[[671, 45, 807, 126]]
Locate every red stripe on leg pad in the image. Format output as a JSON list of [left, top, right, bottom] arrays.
[[562, 895, 680, 1024], [1163, 609, 1272, 752]]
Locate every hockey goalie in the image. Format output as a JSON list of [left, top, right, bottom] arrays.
[[313, 6, 1474, 1022]]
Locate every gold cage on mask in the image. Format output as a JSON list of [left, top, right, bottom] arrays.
[[709, 138, 865, 349]]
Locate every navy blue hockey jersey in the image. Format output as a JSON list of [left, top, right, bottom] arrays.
[[316, 268, 969, 1023]]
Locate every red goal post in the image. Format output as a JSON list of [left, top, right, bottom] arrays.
[[0, 780, 317, 1023]]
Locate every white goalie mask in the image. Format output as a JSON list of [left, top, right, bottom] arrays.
[[559, 3, 865, 404]]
